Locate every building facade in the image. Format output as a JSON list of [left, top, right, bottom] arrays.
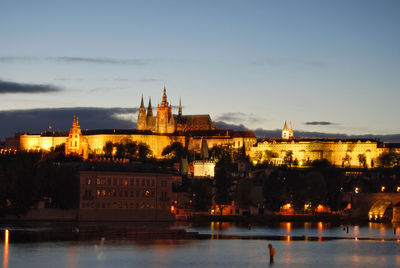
[[15, 87, 257, 159], [250, 123, 389, 168], [137, 86, 215, 133], [79, 170, 179, 221]]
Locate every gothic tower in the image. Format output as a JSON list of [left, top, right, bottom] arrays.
[[155, 86, 175, 133], [137, 95, 147, 130], [282, 121, 294, 139]]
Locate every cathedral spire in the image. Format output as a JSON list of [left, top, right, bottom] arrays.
[[161, 85, 168, 107], [283, 121, 288, 130], [178, 97, 182, 116], [147, 97, 153, 117], [140, 95, 144, 108]]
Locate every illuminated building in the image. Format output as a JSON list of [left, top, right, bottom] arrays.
[[15, 87, 257, 160], [65, 116, 88, 159], [137, 86, 215, 133], [79, 170, 179, 221], [250, 122, 390, 168]]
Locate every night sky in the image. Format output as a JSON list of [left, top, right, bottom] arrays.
[[1, 0, 399, 141]]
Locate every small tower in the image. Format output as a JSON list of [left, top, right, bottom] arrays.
[[137, 95, 147, 130], [178, 97, 182, 116], [146, 97, 155, 130], [288, 122, 294, 139], [65, 116, 88, 159], [282, 121, 294, 139]]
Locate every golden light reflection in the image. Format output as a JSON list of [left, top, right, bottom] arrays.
[[318, 236, 322, 242], [284, 222, 291, 234], [286, 235, 291, 242], [317, 221, 323, 234], [3, 229, 9, 268]]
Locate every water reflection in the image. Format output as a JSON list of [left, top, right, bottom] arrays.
[[3, 229, 9, 268]]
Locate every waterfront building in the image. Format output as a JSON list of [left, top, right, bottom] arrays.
[[79, 170, 180, 221]]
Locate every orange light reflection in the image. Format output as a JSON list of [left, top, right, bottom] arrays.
[[3, 229, 9, 268]]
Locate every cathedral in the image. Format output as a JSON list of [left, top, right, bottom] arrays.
[[137, 86, 215, 133]]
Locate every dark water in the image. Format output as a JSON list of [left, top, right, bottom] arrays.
[[1, 222, 400, 268]]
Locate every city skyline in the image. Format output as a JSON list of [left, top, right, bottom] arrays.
[[1, 0, 399, 140]]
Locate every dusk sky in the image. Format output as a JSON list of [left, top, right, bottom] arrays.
[[0, 0, 399, 140]]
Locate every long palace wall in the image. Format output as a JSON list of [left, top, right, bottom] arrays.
[[250, 139, 388, 168]]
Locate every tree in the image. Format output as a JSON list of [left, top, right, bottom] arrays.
[[214, 156, 234, 207], [162, 142, 185, 161], [283, 151, 293, 167], [138, 143, 152, 159], [342, 154, 352, 167], [235, 178, 251, 209], [358, 154, 367, 168], [263, 169, 285, 211], [378, 152, 399, 167], [103, 141, 114, 157], [188, 179, 212, 211]]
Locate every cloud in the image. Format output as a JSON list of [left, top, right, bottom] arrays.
[[137, 78, 163, 83], [251, 57, 327, 68], [0, 80, 62, 94], [0, 56, 150, 65], [0, 107, 138, 140], [53, 57, 146, 65], [304, 121, 336, 126], [215, 112, 264, 124]]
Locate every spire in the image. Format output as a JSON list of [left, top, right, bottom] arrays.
[[140, 95, 144, 108], [200, 138, 209, 160], [283, 121, 288, 130], [76, 116, 79, 126], [178, 97, 182, 116], [161, 85, 168, 107], [147, 97, 153, 117], [289, 122, 292, 131]]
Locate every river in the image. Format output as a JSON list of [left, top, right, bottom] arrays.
[[1, 221, 400, 267]]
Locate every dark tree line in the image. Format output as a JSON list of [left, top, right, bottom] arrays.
[[0, 152, 79, 215], [103, 140, 152, 160]]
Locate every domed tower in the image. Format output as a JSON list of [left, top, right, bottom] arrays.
[[137, 95, 147, 130]]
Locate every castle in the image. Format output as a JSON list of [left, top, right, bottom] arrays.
[[15, 86, 256, 159], [137, 86, 215, 133], [250, 122, 394, 168], [6, 85, 399, 168]]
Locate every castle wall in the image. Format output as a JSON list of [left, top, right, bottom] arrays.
[[251, 140, 388, 167], [20, 134, 67, 151], [84, 134, 186, 158]]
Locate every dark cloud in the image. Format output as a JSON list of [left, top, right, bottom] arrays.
[[53, 57, 146, 65], [215, 121, 400, 143], [0, 80, 62, 94], [304, 121, 336, 126], [215, 112, 264, 124], [0, 107, 138, 140]]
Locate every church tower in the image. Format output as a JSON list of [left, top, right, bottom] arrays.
[[137, 95, 147, 130], [282, 121, 294, 139], [146, 97, 155, 130], [155, 86, 175, 133], [65, 116, 88, 159]]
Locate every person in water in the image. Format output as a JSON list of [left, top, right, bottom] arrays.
[[268, 243, 275, 264]]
